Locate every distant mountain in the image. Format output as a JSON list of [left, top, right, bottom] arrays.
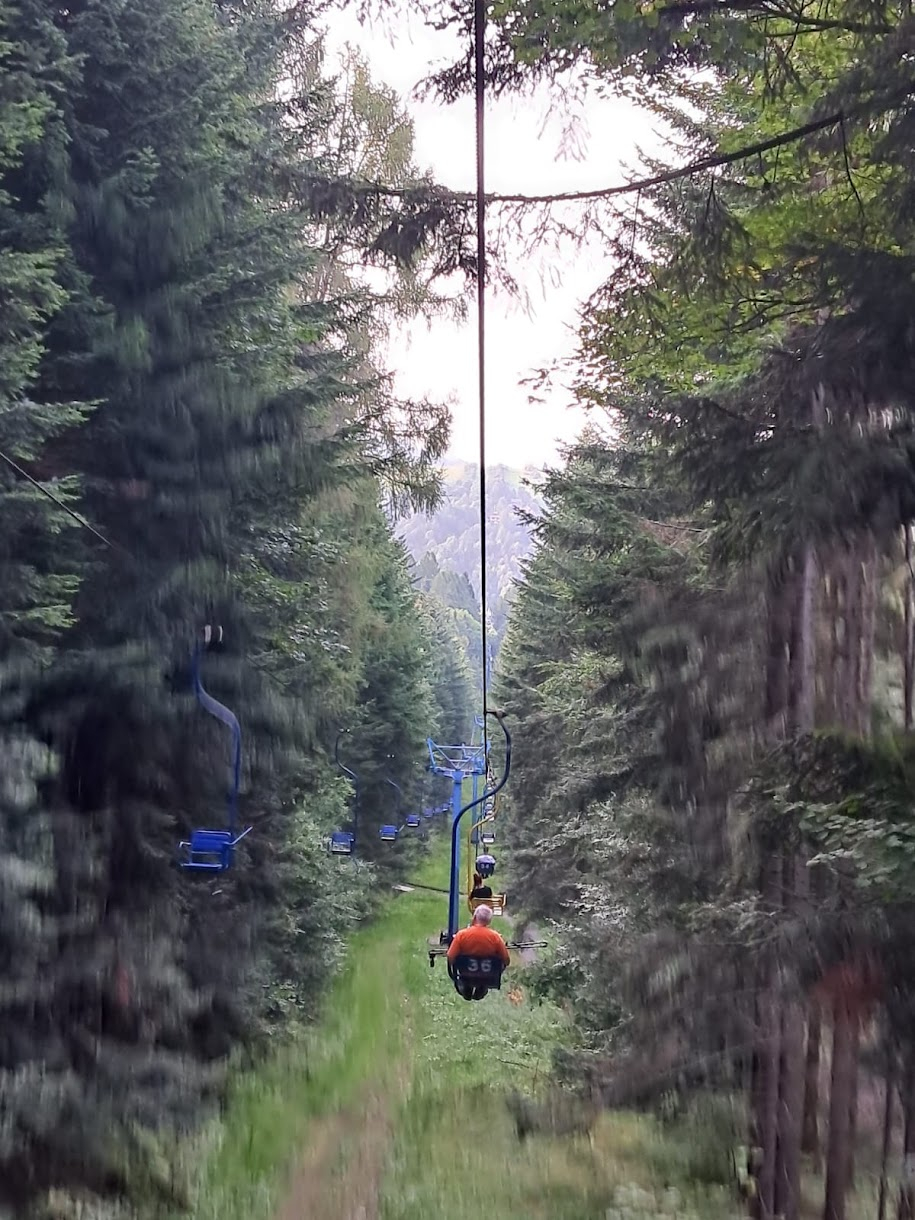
[[397, 462, 542, 604]]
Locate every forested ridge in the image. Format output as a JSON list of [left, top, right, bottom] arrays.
[[7, 0, 915, 1216], [398, 461, 540, 687]]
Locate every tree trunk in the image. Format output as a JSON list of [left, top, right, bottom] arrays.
[[754, 854, 783, 1220], [765, 576, 792, 735], [841, 546, 862, 732], [904, 527, 913, 732], [774, 847, 809, 1220], [857, 533, 877, 736], [757, 974, 781, 1219], [795, 544, 818, 731], [897, 1057, 915, 1220], [846, 1014, 860, 1190], [802, 999, 822, 1168], [829, 570, 844, 722], [776, 985, 807, 1219], [823, 999, 856, 1220], [878, 1045, 895, 1220]]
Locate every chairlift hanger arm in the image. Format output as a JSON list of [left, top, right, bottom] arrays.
[[445, 710, 512, 940], [192, 629, 241, 830], [334, 730, 358, 787]]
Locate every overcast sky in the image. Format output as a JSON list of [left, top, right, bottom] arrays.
[[323, 8, 665, 468]]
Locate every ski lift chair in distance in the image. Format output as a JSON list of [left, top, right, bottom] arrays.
[[329, 730, 360, 858], [179, 626, 252, 872], [330, 831, 355, 855], [379, 776, 402, 843]]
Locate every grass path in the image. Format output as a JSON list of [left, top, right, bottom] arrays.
[[181, 839, 740, 1220]]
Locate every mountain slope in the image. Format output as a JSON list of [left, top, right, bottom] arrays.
[[397, 462, 542, 606]]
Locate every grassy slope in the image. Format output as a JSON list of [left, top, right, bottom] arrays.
[[179, 837, 741, 1220]]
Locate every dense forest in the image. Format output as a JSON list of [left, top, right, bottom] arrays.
[[0, 1, 474, 1212], [398, 461, 540, 688], [8, 0, 915, 1216]]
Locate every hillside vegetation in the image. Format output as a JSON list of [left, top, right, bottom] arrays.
[[398, 463, 542, 683]]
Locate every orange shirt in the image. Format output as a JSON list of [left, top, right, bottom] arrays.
[[447, 924, 510, 966]]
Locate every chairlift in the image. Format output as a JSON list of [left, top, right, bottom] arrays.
[[329, 831, 355, 855], [329, 730, 360, 857], [179, 627, 252, 873], [425, 712, 514, 1002], [378, 776, 402, 844], [406, 814, 421, 828], [469, 893, 506, 917], [448, 954, 504, 1000]]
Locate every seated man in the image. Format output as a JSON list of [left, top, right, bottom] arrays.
[[446, 905, 510, 1000]]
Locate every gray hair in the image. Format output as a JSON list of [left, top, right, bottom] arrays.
[[473, 905, 493, 925]]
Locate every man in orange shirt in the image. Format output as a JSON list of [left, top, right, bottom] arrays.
[[446, 905, 510, 1000]]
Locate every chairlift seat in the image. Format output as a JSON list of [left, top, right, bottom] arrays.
[[330, 831, 355, 855], [180, 826, 251, 872], [480, 829, 496, 845], [380, 824, 398, 841], [450, 954, 504, 991], [423, 807, 435, 819], [406, 814, 421, 828], [469, 893, 506, 916]]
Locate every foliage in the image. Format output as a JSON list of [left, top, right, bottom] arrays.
[[0, 0, 459, 1210]]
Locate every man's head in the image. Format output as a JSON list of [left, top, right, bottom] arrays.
[[472, 905, 493, 926]]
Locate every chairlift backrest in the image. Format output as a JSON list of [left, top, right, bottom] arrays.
[[470, 893, 506, 916], [452, 954, 504, 990], [330, 831, 354, 854]]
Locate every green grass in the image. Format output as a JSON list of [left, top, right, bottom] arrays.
[[380, 848, 738, 1220], [177, 834, 741, 1220]]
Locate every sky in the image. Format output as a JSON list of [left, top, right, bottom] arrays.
[[322, 7, 666, 468]]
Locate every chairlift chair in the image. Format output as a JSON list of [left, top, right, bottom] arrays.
[[448, 954, 504, 999], [329, 831, 355, 855], [179, 627, 252, 873], [469, 893, 506, 917]]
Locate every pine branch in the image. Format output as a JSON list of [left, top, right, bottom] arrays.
[[322, 111, 844, 208]]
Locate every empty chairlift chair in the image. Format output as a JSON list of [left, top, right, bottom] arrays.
[[379, 776, 402, 843], [330, 831, 355, 855], [179, 627, 252, 873], [330, 730, 360, 858]]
